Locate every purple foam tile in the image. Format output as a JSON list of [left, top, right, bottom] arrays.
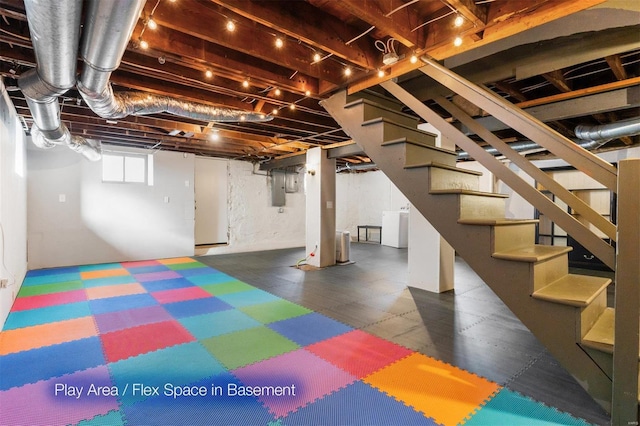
[[0, 365, 119, 425], [134, 270, 182, 282], [94, 305, 173, 334], [232, 348, 357, 418]]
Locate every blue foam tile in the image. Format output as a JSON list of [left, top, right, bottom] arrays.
[[0, 337, 106, 391], [26, 266, 80, 277], [178, 267, 219, 277], [186, 273, 236, 286], [140, 278, 196, 292], [464, 389, 592, 425], [77, 409, 125, 426], [22, 272, 82, 286], [283, 380, 437, 425], [163, 298, 233, 319], [2, 302, 92, 330], [215, 289, 281, 308], [122, 372, 274, 425], [109, 342, 226, 406], [82, 275, 137, 288], [179, 310, 262, 340], [267, 312, 353, 346], [88, 293, 158, 315], [78, 263, 124, 272], [125, 265, 171, 275]]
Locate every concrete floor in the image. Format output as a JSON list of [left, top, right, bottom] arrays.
[[199, 242, 611, 425]]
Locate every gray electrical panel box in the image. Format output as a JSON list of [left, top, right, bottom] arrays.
[[271, 171, 286, 207], [285, 172, 299, 193]]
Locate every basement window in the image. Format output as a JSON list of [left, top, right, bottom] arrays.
[[102, 153, 147, 183]]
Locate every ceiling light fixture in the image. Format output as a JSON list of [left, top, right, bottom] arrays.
[[377, 69, 385, 78], [139, 39, 149, 50], [242, 79, 250, 88], [453, 36, 463, 47], [410, 54, 418, 64], [289, 103, 296, 110], [272, 108, 279, 115], [226, 20, 236, 32], [313, 53, 321, 63], [454, 15, 464, 27], [305, 90, 311, 97], [275, 37, 284, 48], [209, 130, 220, 141], [147, 17, 158, 30], [205, 70, 213, 79], [274, 88, 281, 96], [344, 67, 352, 77]]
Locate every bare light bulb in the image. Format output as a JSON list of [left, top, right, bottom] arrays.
[[305, 90, 311, 97], [454, 36, 463, 47], [242, 80, 249, 88], [205, 70, 213, 79], [226, 20, 235, 32], [139, 39, 149, 50], [274, 88, 281, 96], [313, 53, 321, 62], [377, 69, 385, 78], [344, 67, 352, 77], [147, 17, 158, 30], [454, 15, 464, 27], [410, 54, 418, 64], [275, 38, 283, 48]]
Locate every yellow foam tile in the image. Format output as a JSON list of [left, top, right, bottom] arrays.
[[0, 316, 97, 355], [85, 283, 147, 300], [157, 257, 197, 265], [364, 353, 500, 425], [80, 268, 130, 280]]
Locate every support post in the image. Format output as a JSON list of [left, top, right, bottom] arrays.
[[305, 147, 336, 268], [612, 158, 640, 423]]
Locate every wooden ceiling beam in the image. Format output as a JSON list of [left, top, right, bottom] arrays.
[[542, 69, 572, 93], [605, 54, 628, 81], [440, 0, 487, 29]]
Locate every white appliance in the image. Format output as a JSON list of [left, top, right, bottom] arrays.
[[381, 211, 409, 248]]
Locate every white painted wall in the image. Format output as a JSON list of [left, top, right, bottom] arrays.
[[197, 160, 306, 255], [27, 147, 195, 269], [0, 79, 28, 329]]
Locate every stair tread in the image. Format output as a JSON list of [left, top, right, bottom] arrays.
[[430, 188, 509, 198], [344, 98, 418, 121], [532, 274, 612, 307], [492, 244, 572, 262], [362, 117, 436, 135], [458, 218, 539, 226], [406, 161, 482, 175], [382, 137, 453, 153], [582, 308, 640, 358]]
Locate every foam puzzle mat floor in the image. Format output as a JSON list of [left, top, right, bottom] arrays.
[[0, 257, 594, 425]]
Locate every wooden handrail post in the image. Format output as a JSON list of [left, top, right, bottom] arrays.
[[612, 158, 640, 423]]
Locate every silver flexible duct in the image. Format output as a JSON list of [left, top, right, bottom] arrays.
[[574, 117, 640, 141], [19, 0, 102, 161], [77, 0, 271, 124], [456, 138, 610, 160]]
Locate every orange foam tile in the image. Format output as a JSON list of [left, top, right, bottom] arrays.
[[157, 257, 197, 265], [0, 316, 97, 355], [80, 268, 130, 280], [85, 283, 147, 300], [364, 353, 500, 426]]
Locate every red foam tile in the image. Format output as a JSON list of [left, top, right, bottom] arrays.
[[306, 329, 413, 378], [100, 320, 196, 363], [11, 289, 87, 312], [151, 286, 212, 304]]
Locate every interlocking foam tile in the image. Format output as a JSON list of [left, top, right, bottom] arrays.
[[0, 366, 119, 426], [163, 297, 233, 318], [26, 266, 79, 277], [22, 272, 81, 286], [134, 270, 183, 282], [215, 288, 282, 308], [80, 268, 130, 280], [0, 336, 105, 391], [85, 282, 147, 300], [109, 341, 225, 406], [151, 286, 212, 304], [201, 326, 300, 370], [121, 373, 274, 426], [179, 309, 262, 339], [2, 301, 91, 330], [463, 388, 591, 425], [178, 266, 223, 277], [82, 275, 137, 288], [267, 312, 353, 347], [78, 409, 125, 426], [124, 265, 171, 274], [140, 277, 195, 292], [165, 261, 208, 271], [120, 260, 162, 269], [283, 380, 438, 426], [239, 299, 312, 324], [232, 348, 358, 418], [88, 293, 158, 315], [94, 305, 173, 334], [11, 288, 87, 311], [364, 352, 501, 426], [186, 272, 236, 286], [307, 329, 413, 378], [17, 280, 83, 297], [79, 262, 124, 272], [200, 280, 257, 296], [101, 320, 195, 363], [0, 316, 97, 355], [158, 257, 199, 265]]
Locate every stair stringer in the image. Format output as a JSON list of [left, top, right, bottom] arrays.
[[321, 90, 613, 411]]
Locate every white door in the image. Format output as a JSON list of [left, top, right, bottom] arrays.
[[195, 157, 228, 245]]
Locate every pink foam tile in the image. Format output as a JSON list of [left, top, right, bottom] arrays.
[[134, 270, 182, 282], [151, 286, 212, 304], [120, 260, 162, 268], [11, 289, 87, 312], [0, 365, 119, 425], [232, 348, 357, 418]]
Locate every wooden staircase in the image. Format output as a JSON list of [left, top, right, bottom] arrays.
[[321, 88, 639, 415]]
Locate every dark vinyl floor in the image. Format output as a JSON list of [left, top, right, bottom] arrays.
[[198, 243, 611, 425]]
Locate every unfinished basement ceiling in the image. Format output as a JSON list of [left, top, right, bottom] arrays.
[[0, 0, 638, 168]]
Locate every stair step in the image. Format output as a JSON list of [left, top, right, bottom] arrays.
[[492, 245, 572, 262], [430, 188, 508, 198], [458, 218, 539, 226], [406, 161, 481, 174], [427, 164, 482, 192], [345, 98, 419, 128], [582, 308, 640, 358], [362, 117, 437, 147], [383, 139, 457, 167], [532, 274, 612, 307], [346, 89, 405, 111]]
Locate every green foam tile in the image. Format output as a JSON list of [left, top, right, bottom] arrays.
[[166, 262, 207, 270], [200, 280, 256, 296], [201, 326, 299, 370], [240, 299, 312, 324], [16, 280, 84, 297]]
